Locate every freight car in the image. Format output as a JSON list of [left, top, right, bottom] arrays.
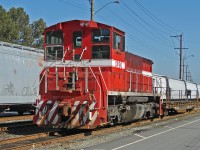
[[153, 74, 200, 115], [0, 41, 44, 115], [33, 20, 199, 130]]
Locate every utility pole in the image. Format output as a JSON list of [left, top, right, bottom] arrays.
[[182, 55, 194, 81], [171, 34, 188, 80], [188, 72, 193, 82], [185, 65, 193, 82], [89, 0, 119, 21], [90, 0, 94, 21], [185, 65, 188, 81], [89, 0, 120, 21]]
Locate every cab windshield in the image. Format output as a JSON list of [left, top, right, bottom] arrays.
[[92, 29, 110, 43], [46, 30, 63, 45], [45, 30, 64, 61]]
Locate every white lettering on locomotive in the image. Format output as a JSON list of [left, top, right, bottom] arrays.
[[112, 60, 125, 69]]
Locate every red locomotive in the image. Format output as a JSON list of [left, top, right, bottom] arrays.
[[33, 20, 192, 129]]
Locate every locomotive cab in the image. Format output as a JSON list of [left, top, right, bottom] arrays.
[[44, 20, 125, 62]]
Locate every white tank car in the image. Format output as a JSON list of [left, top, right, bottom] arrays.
[[0, 41, 44, 115], [153, 74, 188, 100], [197, 84, 200, 98], [168, 78, 187, 100], [153, 74, 200, 101]]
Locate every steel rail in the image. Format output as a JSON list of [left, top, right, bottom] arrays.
[[2, 109, 200, 150], [0, 115, 33, 123]]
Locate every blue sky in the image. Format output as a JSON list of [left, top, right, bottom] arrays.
[[1, 0, 200, 83]]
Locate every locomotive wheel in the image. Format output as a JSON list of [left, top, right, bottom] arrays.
[[17, 111, 24, 116], [58, 128, 68, 136], [29, 110, 35, 115], [159, 115, 164, 119]]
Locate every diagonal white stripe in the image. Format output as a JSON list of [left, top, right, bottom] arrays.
[[88, 111, 98, 125], [47, 101, 58, 122], [82, 101, 96, 125], [72, 101, 88, 125], [89, 101, 96, 110], [72, 101, 80, 111], [52, 114, 59, 125], [36, 100, 44, 114]]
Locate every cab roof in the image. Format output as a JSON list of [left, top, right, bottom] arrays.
[[46, 20, 125, 35]]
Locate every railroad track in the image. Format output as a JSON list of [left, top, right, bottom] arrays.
[[0, 129, 89, 150], [0, 120, 34, 132], [1, 110, 200, 150], [0, 115, 33, 123], [0, 115, 34, 132]]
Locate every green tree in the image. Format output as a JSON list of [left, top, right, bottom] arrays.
[[0, 5, 46, 48], [23, 25, 34, 46], [31, 18, 46, 48], [8, 7, 34, 46], [0, 5, 18, 42]]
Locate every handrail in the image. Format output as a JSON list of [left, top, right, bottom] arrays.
[[79, 47, 87, 60], [85, 67, 89, 93], [89, 66, 101, 109], [44, 68, 48, 94], [98, 67, 108, 92], [99, 67, 108, 108]]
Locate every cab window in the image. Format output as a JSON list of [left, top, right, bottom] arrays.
[[113, 32, 120, 50], [46, 46, 63, 61], [73, 31, 82, 48], [46, 31, 63, 45], [92, 45, 110, 59], [92, 29, 110, 43], [113, 32, 125, 51]]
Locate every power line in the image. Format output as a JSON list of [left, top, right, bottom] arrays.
[[57, 0, 89, 11], [133, 0, 181, 34], [96, 1, 170, 44], [123, 5, 173, 46], [97, 0, 174, 48], [96, 14, 176, 59], [96, 1, 175, 58], [121, 1, 170, 35], [126, 34, 176, 59], [97, 5, 170, 48], [120, 1, 174, 46]]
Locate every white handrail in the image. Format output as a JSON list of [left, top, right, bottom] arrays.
[[89, 66, 101, 109], [79, 47, 87, 60], [98, 67, 108, 92], [99, 67, 108, 109]]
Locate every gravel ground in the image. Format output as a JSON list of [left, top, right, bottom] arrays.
[[0, 126, 51, 141], [35, 112, 200, 150], [0, 132, 18, 141]]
